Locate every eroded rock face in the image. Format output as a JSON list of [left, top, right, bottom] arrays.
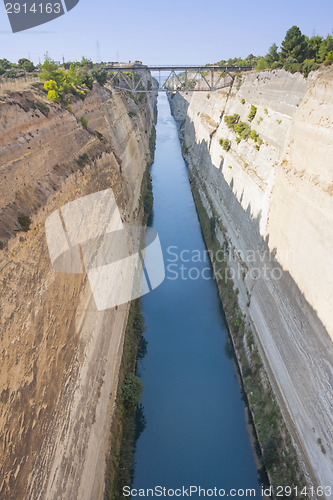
[[169, 68, 333, 492], [0, 82, 156, 499]]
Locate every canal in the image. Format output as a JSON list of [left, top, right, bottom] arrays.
[[132, 93, 261, 496]]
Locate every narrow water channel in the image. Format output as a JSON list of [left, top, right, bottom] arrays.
[[132, 94, 261, 496]]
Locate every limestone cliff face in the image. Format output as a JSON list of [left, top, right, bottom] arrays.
[[0, 83, 156, 499], [169, 69, 333, 492]]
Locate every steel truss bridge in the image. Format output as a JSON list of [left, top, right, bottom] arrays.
[[105, 65, 254, 92]]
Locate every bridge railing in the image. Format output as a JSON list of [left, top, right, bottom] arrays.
[[105, 65, 254, 93]]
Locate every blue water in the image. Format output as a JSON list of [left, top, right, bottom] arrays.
[[132, 94, 260, 496]]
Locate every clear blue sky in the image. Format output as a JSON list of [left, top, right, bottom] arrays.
[[0, 0, 333, 64]]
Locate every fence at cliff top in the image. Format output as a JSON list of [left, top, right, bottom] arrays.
[[105, 65, 255, 93], [0, 74, 40, 93]]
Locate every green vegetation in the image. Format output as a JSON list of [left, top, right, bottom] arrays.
[[257, 26, 333, 75], [219, 138, 231, 151], [0, 57, 35, 77], [95, 130, 104, 140], [250, 129, 263, 148], [122, 372, 143, 412], [234, 121, 251, 139], [104, 300, 148, 500], [224, 113, 262, 148], [215, 53, 258, 68], [18, 58, 35, 72], [38, 57, 108, 104], [248, 105, 257, 122], [143, 167, 154, 223], [224, 113, 240, 129], [17, 215, 31, 232], [241, 98, 245, 105], [76, 153, 90, 167], [127, 111, 136, 118], [214, 26, 333, 77], [149, 127, 156, 158], [80, 116, 88, 129]]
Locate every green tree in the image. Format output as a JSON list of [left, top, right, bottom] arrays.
[[122, 373, 143, 413], [92, 68, 108, 86], [318, 35, 333, 62], [280, 26, 308, 63], [0, 58, 12, 70], [18, 58, 35, 72], [256, 57, 270, 71], [306, 36, 323, 61], [301, 59, 320, 77], [324, 51, 333, 66], [266, 43, 280, 65], [248, 105, 257, 122]]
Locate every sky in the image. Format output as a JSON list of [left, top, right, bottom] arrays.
[[0, 0, 333, 65]]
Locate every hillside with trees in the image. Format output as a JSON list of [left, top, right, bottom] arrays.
[[215, 25, 333, 76]]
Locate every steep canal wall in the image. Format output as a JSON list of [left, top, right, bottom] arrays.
[[0, 81, 156, 499], [168, 68, 333, 496]]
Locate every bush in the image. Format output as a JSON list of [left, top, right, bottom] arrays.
[[324, 51, 333, 65], [17, 215, 31, 232], [262, 437, 278, 468], [234, 121, 251, 139], [47, 89, 61, 102], [122, 372, 143, 413], [241, 98, 245, 105], [219, 138, 231, 151], [235, 136, 241, 144], [301, 58, 320, 76], [76, 153, 90, 167], [224, 114, 240, 129], [250, 129, 260, 141], [92, 68, 108, 86], [80, 116, 88, 129], [18, 58, 35, 72], [248, 105, 257, 122]]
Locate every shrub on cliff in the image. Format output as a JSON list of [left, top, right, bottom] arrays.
[[250, 129, 262, 144], [224, 114, 240, 129], [324, 51, 333, 65], [219, 138, 231, 151], [301, 59, 320, 77], [44, 80, 61, 102], [17, 215, 31, 232], [122, 373, 143, 413], [92, 68, 108, 86], [248, 105, 257, 122], [80, 116, 88, 129], [234, 121, 251, 140]]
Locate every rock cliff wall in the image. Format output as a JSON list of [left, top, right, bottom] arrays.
[[169, 68, 333, 493], [0, 82, 156, 499]]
